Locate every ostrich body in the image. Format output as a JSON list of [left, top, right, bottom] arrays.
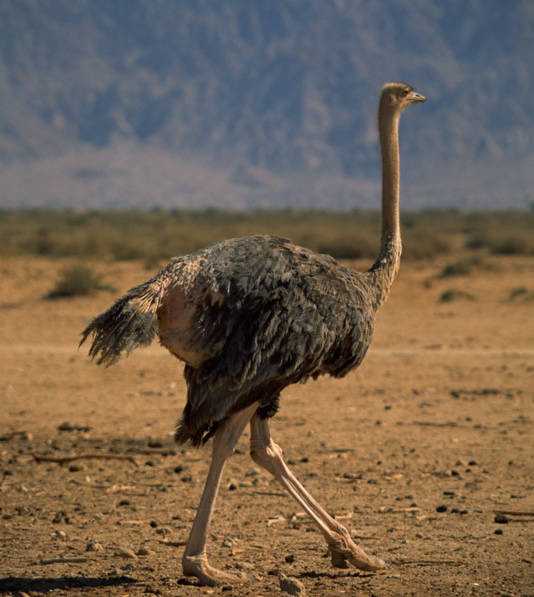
[[81, 82, 425, 586]]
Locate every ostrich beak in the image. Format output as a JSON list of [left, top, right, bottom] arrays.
[[407, 91, 426, 103]]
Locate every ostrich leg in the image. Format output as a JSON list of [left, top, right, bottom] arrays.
[[182, 402, 259, 586], [249, 413, 386, 571]]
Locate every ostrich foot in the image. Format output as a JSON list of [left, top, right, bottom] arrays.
[[182, 555, 252, 586], [328, 527, 386, 572]]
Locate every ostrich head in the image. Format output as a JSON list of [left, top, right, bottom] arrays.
[[380, 82, 426, 114]]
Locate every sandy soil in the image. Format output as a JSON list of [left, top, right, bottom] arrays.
[[1, 254, 533, 597]]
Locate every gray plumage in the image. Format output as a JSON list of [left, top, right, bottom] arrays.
[[81, 233, 395, 446]]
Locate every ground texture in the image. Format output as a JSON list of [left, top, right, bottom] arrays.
[[1, 255, 533, 596]]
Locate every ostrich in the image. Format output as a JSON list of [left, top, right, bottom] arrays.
[[81, 82, 426, 586]]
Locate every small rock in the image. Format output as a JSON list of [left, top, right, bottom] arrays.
[[86, 540, 103, 552], [279, 572, 306, 596], [494, 514, 509, 524], [245, 466, 260, 477], [116, 547, 138, 559], [121, 563, 136, 572], [109, 568, 123, 577], [55, 530, 67, 540], [436, 505, 448, 513], [137, 547, 156, 556]]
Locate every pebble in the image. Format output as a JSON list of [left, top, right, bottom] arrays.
[[116, 547, 138, 559], [279, 573, 306, 596], [86, 540, 103, 552], [137, 547, 156, 556]]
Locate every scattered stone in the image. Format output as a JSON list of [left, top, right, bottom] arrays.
[[55, 530, 67, 540], [57, 422, 91, 432], [109, 568, 123, 577], [86, 540, 103, 552], [245, 466, 261, 477], [137, 547, 156, 556], [279, 572, 306, 596], [436, 505, 448, 513], [116, 547, 138, 559], [52, 510, 75, 524], [121, 562, 136, 572], [494, 514, 509, 524]]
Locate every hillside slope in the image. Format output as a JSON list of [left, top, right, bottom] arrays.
[[0, 0, 532, 209]]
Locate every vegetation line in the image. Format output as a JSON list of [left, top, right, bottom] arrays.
[[0, 208, 533, 261]]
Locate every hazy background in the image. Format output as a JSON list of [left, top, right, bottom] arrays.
[[1, 0, 532, 211]]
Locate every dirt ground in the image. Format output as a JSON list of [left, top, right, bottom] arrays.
[[1, 253, 533, 597]]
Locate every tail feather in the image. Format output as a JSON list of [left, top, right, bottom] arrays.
[[80, 283, 161, 366]]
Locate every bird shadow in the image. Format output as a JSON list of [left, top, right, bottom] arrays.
[[0, 575, 137, 594]]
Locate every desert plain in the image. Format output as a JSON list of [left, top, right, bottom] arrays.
[[1, 253, 533, 596]]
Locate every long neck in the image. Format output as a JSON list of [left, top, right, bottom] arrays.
[[366, 105, 402, 310], [380, 108, 401, 250]]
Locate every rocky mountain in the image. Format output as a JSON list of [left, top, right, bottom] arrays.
[[0, 0, 532, 210]]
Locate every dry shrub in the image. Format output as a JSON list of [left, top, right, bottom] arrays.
[[45, 265, 115, 299]]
